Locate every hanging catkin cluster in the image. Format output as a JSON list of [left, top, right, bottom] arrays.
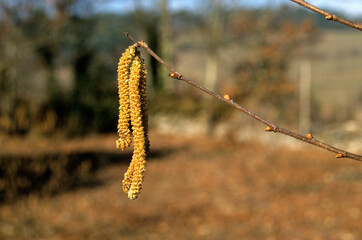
[[117, 45, 149, 200]]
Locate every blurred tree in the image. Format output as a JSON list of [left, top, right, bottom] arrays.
[[204, 0, 223, 92], [204, 0, 228, 133], [158, 0, 174, 92], [131, 0, 174, 93], [231, 11, 317, 123], [0, 0, 116, 135], [0, 3, 38, 134], [130, 0, 159, 92]]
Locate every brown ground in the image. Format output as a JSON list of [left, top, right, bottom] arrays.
[[0, 132, 361, 240]]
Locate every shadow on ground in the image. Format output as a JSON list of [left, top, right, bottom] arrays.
[[0, 146, 175, 203]]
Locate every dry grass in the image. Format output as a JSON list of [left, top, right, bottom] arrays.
[[0, 132, 361, 239]]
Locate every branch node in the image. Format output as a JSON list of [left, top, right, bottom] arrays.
[[169, 72, 182, 79], [306, 133, 314, 139], [223, 94, 231, 101], [138, 40, 148, 48], [265, 126, 274, 132], [325, 15, 335, 21], [335, 153, 344, 158]]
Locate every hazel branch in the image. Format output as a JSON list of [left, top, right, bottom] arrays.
[[289, 0, 362, 31], [124, 32, 362, 162]]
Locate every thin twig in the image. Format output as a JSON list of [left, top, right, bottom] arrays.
[[289, 0, 362, 31], [124, 32, 362, 162]]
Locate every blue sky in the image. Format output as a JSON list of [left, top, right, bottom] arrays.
[[97, 0, 362, 18]]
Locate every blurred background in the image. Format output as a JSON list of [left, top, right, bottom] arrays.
[[0, 0, 361, 239]]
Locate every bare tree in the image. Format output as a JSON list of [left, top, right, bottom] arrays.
[[158, 0, 174, 91]]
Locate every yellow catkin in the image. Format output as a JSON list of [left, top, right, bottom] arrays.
[[116, 46, 136, 150], [139, 56, 150, 154], [122, 155, 136, 194], [121, 52, 149, 200]]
